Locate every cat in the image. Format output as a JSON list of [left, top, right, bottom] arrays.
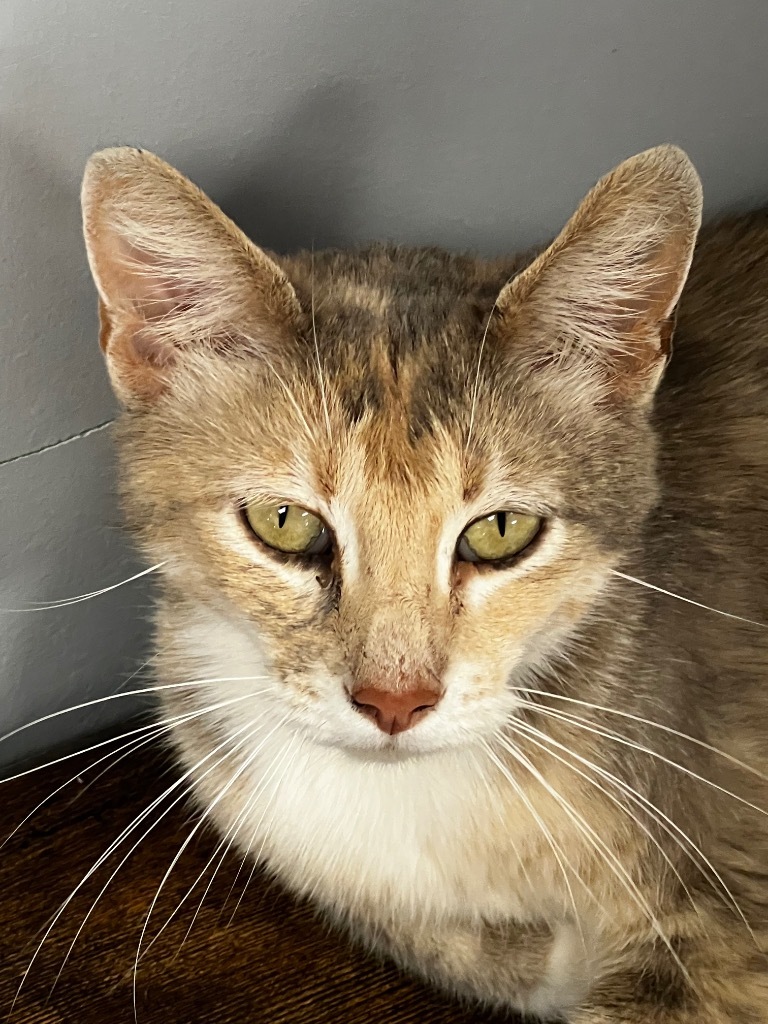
[[81, 143, 768, 1022]]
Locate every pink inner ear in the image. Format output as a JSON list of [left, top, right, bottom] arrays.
[[132, 324, 179, 368], [602, 237, 691, 333], [496, 228, 695, 407], [121, 241, 197, 320], [108, 239, 206, 368]]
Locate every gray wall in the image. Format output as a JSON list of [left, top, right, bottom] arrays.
[[2, 0, 768, 765]]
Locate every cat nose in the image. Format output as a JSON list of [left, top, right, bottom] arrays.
[[349, 683, 442, 735]]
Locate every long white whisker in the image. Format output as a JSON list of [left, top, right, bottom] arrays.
[[529, 701, 768, 821], [466, 290, 505, 453], [479, 738, 593, 944], [36, 712, 261, 1008], [512, 714, 755, 945], [223, 733, 305, 927], [1, 720, 168, 790], [251, 347, 316, 446], [0, 676, 272, 752], [4, 729, 160, 851], [1, 562, 165, 613], [310, 248, 333, 443], [467, 745, 538, 902], [64, 728, 168, 805], [115, 654, 158, 694], [131, 713, 292, 1016], [514, 686, 768, 786], [509, 719, 695, 900], [611, 569, 768, 629], [3, 694, 266, 849], [492, 733, 692, 984], [139, 725, 294, 959], [171, 808, 256, 957], [173, 732, 299, 954]]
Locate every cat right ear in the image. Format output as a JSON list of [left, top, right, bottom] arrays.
[[493, 144, 703, 406], [81, 148, 301, 406]]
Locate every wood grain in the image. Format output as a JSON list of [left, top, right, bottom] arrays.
[[0, 730, 508, 1023]]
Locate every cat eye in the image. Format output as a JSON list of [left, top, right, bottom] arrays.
[[243, 502, 332, 557], [457, 512, 541, 564]]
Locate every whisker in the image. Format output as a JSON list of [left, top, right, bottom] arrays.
[[1, 721, 166, 790], [223, 733, 305, 928], [247, 342, 316, 446], [62, 729, 166, 806], [310, 247, 333, 443], [468, 745, 537, 898], [611, 569, 768, 629], [139, 722, 295, 961], [479, 738, 595, 944], [0, 676, 272, 753], [219, 733, 302, 927], [115, 654, 158, 694], [514, 686, 768, 787], [2, 695, 261, 849], [508, 719, 695, 897], [3, 730, 158, 852], [465, 296, 498, 453], [529, 702, 768, 821], [131, 713, 292, 1015], [32, 713, 261, 1009], [512, 715, 755, 946], [174, 732, 298, 955], [490, 733, 692, 985], [171, 816, 253, 957], [1, 562, 165, 613]]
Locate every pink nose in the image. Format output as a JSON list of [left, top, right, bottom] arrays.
[[350, 684, 442, 735]]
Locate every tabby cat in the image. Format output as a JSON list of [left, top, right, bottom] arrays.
[[81, 143, 768, 1021]]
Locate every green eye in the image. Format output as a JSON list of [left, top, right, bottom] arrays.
[[243, 502, 331, 556], [457, 511, 541, 564]]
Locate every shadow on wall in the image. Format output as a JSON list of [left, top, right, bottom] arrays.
[[189, 80, 378, 254]]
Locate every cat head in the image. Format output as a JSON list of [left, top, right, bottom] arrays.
[[82, 145, 702, 757]]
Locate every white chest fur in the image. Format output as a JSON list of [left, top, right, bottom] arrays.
[[241, 736, 513, 919], [182, 722, 591, 1016]]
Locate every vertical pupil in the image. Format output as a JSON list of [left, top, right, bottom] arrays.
[[278, 505, 288, 529], [497, 511, 507, 537]]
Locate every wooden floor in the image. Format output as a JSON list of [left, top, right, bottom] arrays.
[[0, 727, 510, 1023]]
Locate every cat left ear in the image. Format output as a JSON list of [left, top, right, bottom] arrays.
[[82, 147, 301, 406], [495, 145, 703, 405]]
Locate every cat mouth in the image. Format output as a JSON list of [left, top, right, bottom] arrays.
[[341, 740, 428, 764]]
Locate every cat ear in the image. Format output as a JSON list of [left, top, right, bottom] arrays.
[[81, 148, 301, 405], [495, 145, 703, 405]]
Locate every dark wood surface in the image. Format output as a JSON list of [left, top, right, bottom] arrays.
[[0, 728, 509, 1023]]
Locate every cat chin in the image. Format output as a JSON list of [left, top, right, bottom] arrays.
[[326, 741, 437, 765], [300, 720, 478, 761]]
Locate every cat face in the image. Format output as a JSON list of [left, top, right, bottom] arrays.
[[112, 314, 651, 757], [82, 145, 701, 758]]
